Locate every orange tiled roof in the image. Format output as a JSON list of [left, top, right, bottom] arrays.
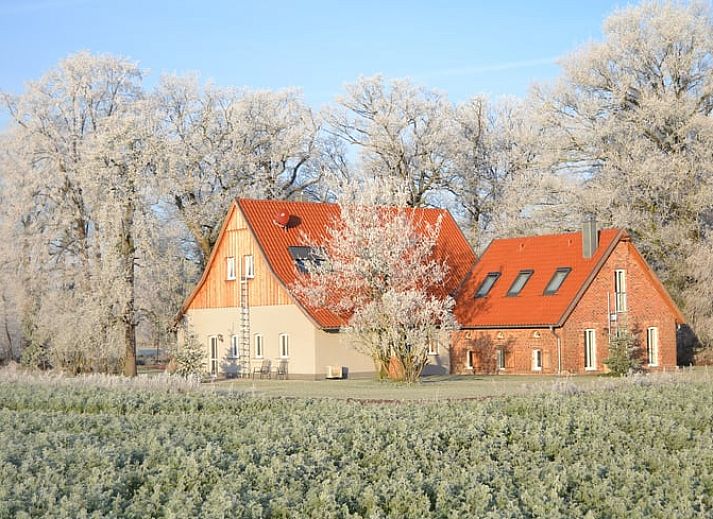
[[454, 228, 625, 328], [238, 198, 476, 329]]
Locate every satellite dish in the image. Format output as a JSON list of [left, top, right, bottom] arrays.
[[274, 210, 290, 228]]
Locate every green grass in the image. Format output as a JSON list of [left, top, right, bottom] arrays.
[[211, 368, 702, 400], [0, 368, 711, 517]]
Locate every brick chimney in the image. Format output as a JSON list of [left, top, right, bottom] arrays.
[[582, 214, 598, 259]]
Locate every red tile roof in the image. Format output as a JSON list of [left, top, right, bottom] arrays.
[[238, 198, 477, 329], [454, 228, 625, 327]]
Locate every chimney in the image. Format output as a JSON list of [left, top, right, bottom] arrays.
[[582, 213, 598, 259]]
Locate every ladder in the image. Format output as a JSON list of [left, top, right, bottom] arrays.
[[239, 277, 251, 377]]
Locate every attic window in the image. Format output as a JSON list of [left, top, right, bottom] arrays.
[[289, 246, 325, 274], [475, 272, 500, 298], [544, 267, 571, 295], [507, 270, 533, 296]]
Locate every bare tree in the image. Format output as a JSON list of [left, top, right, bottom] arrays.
[[155, 77, 332, 266], [535, 0, 713, 342], [326, 76, 455, 208]]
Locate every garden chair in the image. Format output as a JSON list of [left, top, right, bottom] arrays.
[[274, 360, 288, 380], [252, 359, 271, 379]]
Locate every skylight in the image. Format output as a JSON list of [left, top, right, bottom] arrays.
[[475, 272, 500, 298], [544, 267, 571, 295], [507, 270, 533, 296], [288, 246, 325, 274]]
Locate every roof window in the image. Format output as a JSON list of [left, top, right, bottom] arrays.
[[507, 270, 533, 296], [475, 272, 500, 298], [544, 267, 571, 295], [289, 246, 325, 274]]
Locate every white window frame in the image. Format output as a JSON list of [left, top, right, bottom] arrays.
[[279, 333, 289, 359], [614, 269, 627, 312], [226, 257, 236, 281], [465, 350, 473, 369], [496, 348, 505, 371], [584, 329, 597, 371], [230, 334, 239, 359], [209, 335, 219, 375], [243, 255, 255, 279], [647, 327, 659, 367], [427, 340, 439, 356], [532, 349, 542, 371], [254, 334, 264, 359]]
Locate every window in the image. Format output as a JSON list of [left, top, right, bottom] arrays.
[[647, 327, 659, 367], [532, 349, 542, 371], [475, 272, 500, 298], [496, 349, 505, 370], [254, 334, 264, 359], [584, 329, 596, 370], [226, 257, 236, 280], [243, 255, 255, 279], [288, 246, 325, 274], [427, 340, 439, 356], [279, 334, 289, 358], [544, 267, 571, 295], [507, 270, 533, 296], [465, 351, 473, 369], [230, 335, 239, 359], [209, 336, 219, 375], [614, 269, 627, 312]]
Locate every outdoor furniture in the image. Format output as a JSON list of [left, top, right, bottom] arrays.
[[274, 360, 288, 380], [252, 360, 271, 379]]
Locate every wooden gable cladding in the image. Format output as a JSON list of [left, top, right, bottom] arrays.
[[186, 203, 292, 310]]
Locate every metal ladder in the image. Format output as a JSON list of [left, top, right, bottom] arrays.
[[239, 277, 251, 377]]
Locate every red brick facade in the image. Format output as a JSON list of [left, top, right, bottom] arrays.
[[451, 239, 681, 375]]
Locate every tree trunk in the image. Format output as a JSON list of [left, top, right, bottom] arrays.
[[120, 196, 138, 377]]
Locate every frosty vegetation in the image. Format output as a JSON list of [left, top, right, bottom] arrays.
[[0, 1, 712, 374]]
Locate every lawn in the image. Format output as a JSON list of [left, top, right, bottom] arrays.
[[212, 373, 611, 400], [0, 367, 711, 517]]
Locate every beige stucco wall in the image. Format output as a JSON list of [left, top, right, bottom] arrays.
[[185, 304, 449, 379], [186, 304, 377, 378], [314, 329, 375, 378]]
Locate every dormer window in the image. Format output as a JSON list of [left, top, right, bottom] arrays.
[[475, 272, 500, 298], [507, 270, 533, 296], [544, 267, 571, 295], [289, 246, 325, 274]]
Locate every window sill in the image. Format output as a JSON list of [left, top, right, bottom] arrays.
[[585, 367, 597, 372], [532, 368, 542, 372], [226, 277, 236, 282], [648, 363, 659, 368], [428, 352, 439, 356]]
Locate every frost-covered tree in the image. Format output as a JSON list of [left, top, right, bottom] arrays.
[[327, 76, 455, 208], [536, 0, 713, 343], [292, 179, 456, 382], [0, 52, 160, 375], [155, 77, 331, 266]]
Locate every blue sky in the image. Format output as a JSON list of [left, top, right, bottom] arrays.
[[0, 0, 625, 118]]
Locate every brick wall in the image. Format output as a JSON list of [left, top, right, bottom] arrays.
[[561, 239, 677, 374], [451, 239, 679, 375]]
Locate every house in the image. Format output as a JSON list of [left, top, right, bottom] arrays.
[[178, 199, 685, 379], [177, 198, 475, 379], [450, 216, 685, 374]]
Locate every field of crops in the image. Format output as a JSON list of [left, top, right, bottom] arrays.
[[0, 371, 712, 518]]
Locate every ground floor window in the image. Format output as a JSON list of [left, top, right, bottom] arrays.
[[584, 329, 596, 370], [465, 350, 473, 369], [428, 340, 439, 356], [254, 334, 264, 359], [647, 327, 659, 367], [279, 333, 289, 359], [209, 335, 219, 375], [532, 349, 542, 371], [496, 348, 505, 370], [230, 335, 239, 358]]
